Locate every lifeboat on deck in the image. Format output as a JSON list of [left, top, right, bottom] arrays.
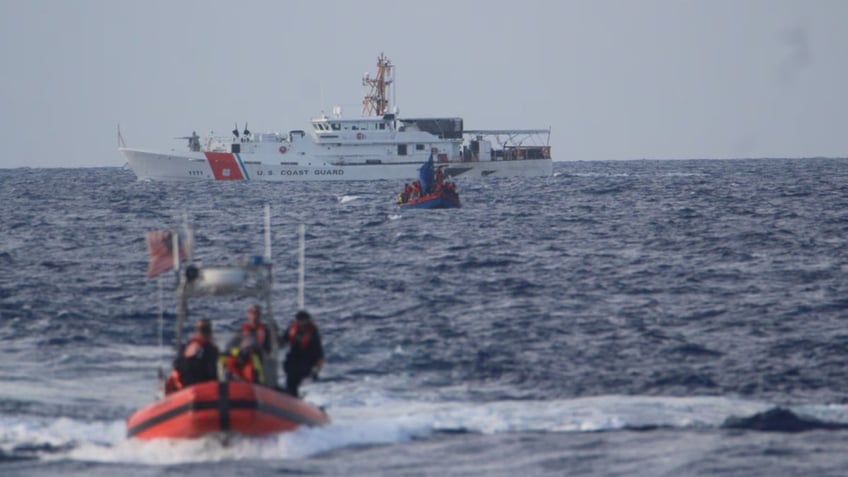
[[127, 380, 329, 439]]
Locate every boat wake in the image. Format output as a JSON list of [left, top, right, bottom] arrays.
[[337, 195, 360, 204], [722, 406, 848, 432], [5, 395, 848, 464]]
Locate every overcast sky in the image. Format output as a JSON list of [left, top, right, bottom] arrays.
[[0, 0, 845, 168]]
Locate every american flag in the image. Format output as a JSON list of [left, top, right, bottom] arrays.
[[145, 230, 186, 278]]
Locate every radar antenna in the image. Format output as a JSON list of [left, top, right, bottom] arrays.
[[362, 52, 394, 116]]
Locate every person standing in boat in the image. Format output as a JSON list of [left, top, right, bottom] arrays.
[[241, 304, 271, 357], [222, 304, 270, 384], [399, 183, 412, 204], [165, 318, 219, 393], [280, 310, 324, 397]]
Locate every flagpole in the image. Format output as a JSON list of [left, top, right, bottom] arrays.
[[298, 224, 305, 310], [157, 277, 164, 351], [155, 273, 167, 397], [182, 210, 193, 263], [264, 205, 272, 261], [171, 230, 180, 273]]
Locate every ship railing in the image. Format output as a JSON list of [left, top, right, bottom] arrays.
[[200, 133, 286, 151], [460, 128, 552, 162]]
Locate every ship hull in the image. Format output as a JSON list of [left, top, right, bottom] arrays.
[[121, 148, 553, 182]]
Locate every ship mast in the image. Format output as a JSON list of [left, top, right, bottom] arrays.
[[362, 53, 394, 116]]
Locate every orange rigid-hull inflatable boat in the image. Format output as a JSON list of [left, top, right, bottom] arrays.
[[127, 380, 330, 439]]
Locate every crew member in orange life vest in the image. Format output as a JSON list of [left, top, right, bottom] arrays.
[[241, 304, 271, 357], [222, 304, 270, 384], [399, 183, 412, 203], [281, 310, 324, 397], [166, 318, 219, 393]]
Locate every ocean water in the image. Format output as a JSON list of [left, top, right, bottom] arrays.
[[1, 158, 848, 476]]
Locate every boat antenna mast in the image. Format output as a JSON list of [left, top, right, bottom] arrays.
[[362, 53, 394, 116], [297, 224, 305, 310]]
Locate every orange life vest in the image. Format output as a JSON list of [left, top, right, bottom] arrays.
[[241, 323, 267, 350], [183, 336, 211, 358], [221, 349, 264, 383], [164, 369, 183, 395], [287, 322, 314, 349]]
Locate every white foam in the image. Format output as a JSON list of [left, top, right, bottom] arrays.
[[4, 393, 826, 465]]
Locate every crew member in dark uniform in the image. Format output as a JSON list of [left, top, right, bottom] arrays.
[[166, 318, 219, 393], [281, 310, 324, 397]]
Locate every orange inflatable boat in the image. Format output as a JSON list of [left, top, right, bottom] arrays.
[[132, 219, 330, 439], [127, 380, 329, 439]]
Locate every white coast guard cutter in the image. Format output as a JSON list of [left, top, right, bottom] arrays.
[[119, 54, 552, 182]]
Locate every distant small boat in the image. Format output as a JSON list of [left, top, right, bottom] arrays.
[[397, 154, 461, 209], [399, 188, 461, 210]]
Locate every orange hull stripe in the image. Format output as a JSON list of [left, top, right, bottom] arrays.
[[204, 152, 245, 180]]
